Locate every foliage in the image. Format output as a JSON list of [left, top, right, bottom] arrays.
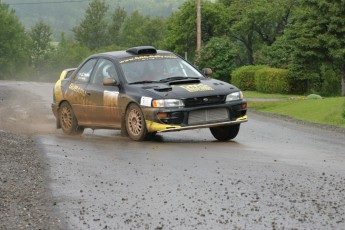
[[196, 37, 239, 82], [0, 3, 30, 79], [73, 0, 109, 50], [44, 35, 91, 81], [287, 0, 345, 95], [108, 7, 127, 45], [319, 64, 341, 96], [255, 67, 290, 94], [118, 11, 166, 48], [255, 34, 293, 69], [2, 0, 345, 97], [225, 0, 295, 65], [231, 65, 267, 91], [162, 0, 227, 60], [28, 21, 53, 72]]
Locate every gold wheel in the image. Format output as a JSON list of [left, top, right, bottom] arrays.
[[125, 104, 147, 141], [59, 102, 84, 135]]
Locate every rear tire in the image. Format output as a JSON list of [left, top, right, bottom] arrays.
[[59, 102, 84, 135], [125, 104, 148, 141], [210, 124, 240, 141]]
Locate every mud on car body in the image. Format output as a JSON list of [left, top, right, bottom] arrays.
[[52, 46, 248, 141]]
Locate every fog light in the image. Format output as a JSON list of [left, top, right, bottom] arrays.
[[241, 103, 247, 109]]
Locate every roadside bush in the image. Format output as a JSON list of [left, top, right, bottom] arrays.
[[319, 65, 341, 96], [231, 65, 267, 90], [255, 67, 290, 94]]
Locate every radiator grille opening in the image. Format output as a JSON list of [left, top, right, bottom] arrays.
[[188, 108, 229, 125]]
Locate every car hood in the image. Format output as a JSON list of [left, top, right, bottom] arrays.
[[138, 78, 239, 99]]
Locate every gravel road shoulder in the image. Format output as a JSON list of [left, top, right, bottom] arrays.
[[0, 83, 64, 229], [0, 131, 63, 229]]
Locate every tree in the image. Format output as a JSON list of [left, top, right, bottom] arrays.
[[73, 0, 109, 50], [29, 21, 53, 72], [256, 34, 293, 69], [162, 0, 227, 60], [288, 0, 345, 95], [0, 3, 30, 79], [196, 36, 240, 82], [48, 33, 91, 79], [140, 17, 166, 48], [118, 10, 148, 47], [118, 11, 165, 48], [108, 7, 127, 45], [225, 0, 295, 65]]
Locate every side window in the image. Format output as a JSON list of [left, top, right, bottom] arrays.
[[91, 59, 119, 85], [65, 69, 76, 79], [75, 59, 97, 83]]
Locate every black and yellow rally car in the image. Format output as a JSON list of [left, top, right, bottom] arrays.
[[52, 46, 248, 141]]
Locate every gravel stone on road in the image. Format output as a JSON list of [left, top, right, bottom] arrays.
[[0, 131, 63, 230]]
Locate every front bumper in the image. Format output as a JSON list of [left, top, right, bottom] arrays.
[[143, 100, 247, 133], [146, 115, 247, 133]]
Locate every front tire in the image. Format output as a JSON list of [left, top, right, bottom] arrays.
[[210, 124, 240, 141], [125, 104, 148, 141], [59, 102, 84, 135]]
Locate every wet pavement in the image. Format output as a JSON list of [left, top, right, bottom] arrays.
[[37, 116, 345, 229], [1, 80, 344, 229]]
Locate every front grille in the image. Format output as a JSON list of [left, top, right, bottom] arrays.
[[184, 95, 225, 107], [188, 108, 229, 125]]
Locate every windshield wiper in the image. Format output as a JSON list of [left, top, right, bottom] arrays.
[[129, 80, 159, 85], [159, 76, 199, 83]]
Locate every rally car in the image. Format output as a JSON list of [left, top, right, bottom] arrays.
[[52, 46, 247, 141]]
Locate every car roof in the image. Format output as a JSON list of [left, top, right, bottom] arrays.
[[89, 46, 175, 60]]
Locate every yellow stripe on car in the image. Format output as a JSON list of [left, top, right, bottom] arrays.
[[146, 120, 182, 132], [236, 115, 248, 121]]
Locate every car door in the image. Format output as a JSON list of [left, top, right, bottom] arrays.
[[64, 58, 97, 124], [84, 58, 121, 128]]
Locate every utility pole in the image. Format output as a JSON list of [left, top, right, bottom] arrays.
[[196, 0, 201, 56]]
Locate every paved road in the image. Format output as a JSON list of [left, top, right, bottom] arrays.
[[2, 81, 345, 229]]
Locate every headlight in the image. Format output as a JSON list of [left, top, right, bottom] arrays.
[[226, 91, 243, 101], [152, 99, 184, 108]]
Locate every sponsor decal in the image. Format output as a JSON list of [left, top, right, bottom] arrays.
[[140, 96, 152, 107], [68, 83, 87, 96], [104, 91, 119, 107], [119, 55, 177, 64], [179, 84, 214, 93]]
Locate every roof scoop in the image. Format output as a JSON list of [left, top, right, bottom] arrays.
[[126, 46, 157, 55]]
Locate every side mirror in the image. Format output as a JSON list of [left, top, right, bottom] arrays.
[[103, 78, 117, 86], [202, 68, 213, 76]]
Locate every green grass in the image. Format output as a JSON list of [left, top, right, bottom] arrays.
[[247, 92, 345, 128], [244, 91, 303, 99]]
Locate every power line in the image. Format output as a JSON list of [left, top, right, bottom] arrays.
[[7, 0, 91, 5]]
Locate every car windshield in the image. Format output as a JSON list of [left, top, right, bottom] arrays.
[[119, 55, 204, 84]]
